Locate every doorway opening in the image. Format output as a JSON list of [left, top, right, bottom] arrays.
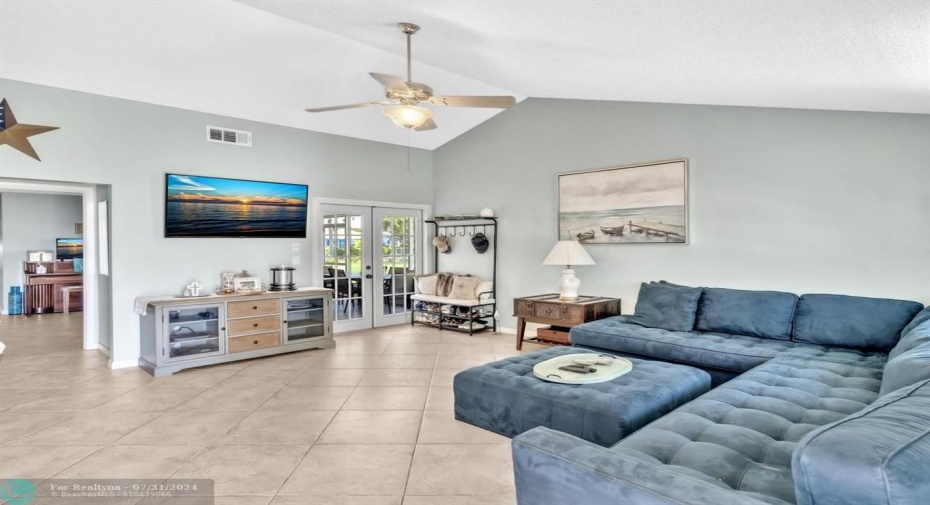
[[0, 178, 108, 357], [313, 199, 429, 333]]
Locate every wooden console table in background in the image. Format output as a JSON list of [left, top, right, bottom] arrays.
[[24, 261, 83, 316], [513, 294, 622, 350]]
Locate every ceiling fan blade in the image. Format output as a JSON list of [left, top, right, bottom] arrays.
[[429, 96, 516, 108], [369, 72, 411, 93], [413, 118, 437, 131], [304, 101, 389, 113]]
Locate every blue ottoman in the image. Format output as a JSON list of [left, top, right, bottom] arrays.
[[454, 346, 711, 447]]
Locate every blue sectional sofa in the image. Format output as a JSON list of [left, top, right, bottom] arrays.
[[512, 283, 930, 505]]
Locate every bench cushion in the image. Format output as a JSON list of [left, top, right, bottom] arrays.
[[792, 294, 923, 351], [694, 287, 798, 341], [410, 294, 494, 307], [793, 378, 930, 505]]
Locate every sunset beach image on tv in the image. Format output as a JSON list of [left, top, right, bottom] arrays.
[[165, 174, 308, 238]]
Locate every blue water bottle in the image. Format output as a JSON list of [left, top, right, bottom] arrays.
[[8, 286, 23, 315]]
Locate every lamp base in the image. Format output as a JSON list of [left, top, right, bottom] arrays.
[[557, 268, 581, 301]]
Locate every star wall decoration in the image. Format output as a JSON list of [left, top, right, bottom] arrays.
[[0, 98, 59, 161]]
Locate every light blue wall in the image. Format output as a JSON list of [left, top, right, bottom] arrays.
[[0, 192, 83, 313], [0, 79, 433, 363], [434, 98, 930, 329]]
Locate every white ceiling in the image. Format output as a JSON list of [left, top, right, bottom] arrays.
[[2, 1, 928, 150]]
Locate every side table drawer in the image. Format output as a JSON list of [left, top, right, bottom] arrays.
[[514, 300, 534, 317], [533, 302, 562, 319], [533, 302, 584, 323], [229, 332, 279, 353]]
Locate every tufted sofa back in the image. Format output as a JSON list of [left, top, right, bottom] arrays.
[[791, 294, 923, 350], [793, 378, 930, 505]]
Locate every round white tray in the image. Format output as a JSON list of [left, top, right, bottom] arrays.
[[533, 353, 633, 384]]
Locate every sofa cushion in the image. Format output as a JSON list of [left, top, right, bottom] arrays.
[[695, 287, 798, 341], [900, 305, 930, 340], [571, 316, 800, 373], [614, 355, 882, 505], [435, 272, 455, 296], [628, 282, 702, 332], [792, 294, 923, 351], [414, 274, 438, 295], [793, 378, 930, 505], [889, 319, 930, 361], [449, 276, 481, 300], [880, 341, 930, 396]]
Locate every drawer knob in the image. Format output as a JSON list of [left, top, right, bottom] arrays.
[[253, 340, 259, 344], [253, 323, 259, 327], [544, 308, 552, 315], [252, 305, 258, 310]]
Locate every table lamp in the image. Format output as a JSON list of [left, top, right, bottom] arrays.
[[542, 240, 596, 300]]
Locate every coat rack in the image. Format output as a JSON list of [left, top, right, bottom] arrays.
[[426, 216, 498, 292]]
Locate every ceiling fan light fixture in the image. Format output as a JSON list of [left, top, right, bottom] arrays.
[[382, 105, 432, 129]]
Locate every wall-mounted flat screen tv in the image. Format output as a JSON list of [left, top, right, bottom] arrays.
[[56, 238, 83, 260], [165, 173, 309, 238]]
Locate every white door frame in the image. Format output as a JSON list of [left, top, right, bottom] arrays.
[[311, 197, 431, 331], [0, 179, 100, 351]]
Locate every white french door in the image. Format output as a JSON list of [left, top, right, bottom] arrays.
[[321, 204, 422, 332]]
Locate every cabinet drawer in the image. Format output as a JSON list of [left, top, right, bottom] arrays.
[[228, 332, 279, 353], [228, 315, 281, 336], [228, 299, 280, 318]]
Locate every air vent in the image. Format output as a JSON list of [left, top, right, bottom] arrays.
[[206, 125, 252, 147]]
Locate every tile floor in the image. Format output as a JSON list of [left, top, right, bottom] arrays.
[[0, 313, 546, 504]]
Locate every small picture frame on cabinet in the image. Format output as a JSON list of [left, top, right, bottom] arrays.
[[234, 276, 262, 293], [27, 250, 54, 262]]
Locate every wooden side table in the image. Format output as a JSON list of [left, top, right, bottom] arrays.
[[513, 294, 622, 350]]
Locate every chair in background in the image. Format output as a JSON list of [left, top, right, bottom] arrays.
[[335, 269, 362, 314]]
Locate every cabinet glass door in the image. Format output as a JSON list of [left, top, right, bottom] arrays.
[[164, 304, 225, 361], [283, 296, 327, 345]]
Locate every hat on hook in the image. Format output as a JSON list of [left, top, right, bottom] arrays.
[[432, 235, 452, 254], [471, 232, 489, 254]]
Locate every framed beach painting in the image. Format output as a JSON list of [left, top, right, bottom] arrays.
[[558, 159, 688, 244]]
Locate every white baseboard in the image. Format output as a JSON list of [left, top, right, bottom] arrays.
[[96, 343, 111, 357], [499, 323, 547, 337], [108, 358, 137, 369]]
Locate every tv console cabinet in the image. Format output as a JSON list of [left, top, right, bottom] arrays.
[[138, 288, 333, 377]]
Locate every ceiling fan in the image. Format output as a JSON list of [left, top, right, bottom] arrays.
[[304, 22, 516, 131]]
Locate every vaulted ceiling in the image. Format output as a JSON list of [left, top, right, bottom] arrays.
[[2, 0, 927, 150]]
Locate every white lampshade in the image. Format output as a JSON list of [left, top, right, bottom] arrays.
[[382, 105, 432, 129], [542, 240, 595, 267]]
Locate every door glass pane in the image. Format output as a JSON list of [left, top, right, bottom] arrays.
[[323, 213, 364, 321], [381, 215, 418, 315]]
